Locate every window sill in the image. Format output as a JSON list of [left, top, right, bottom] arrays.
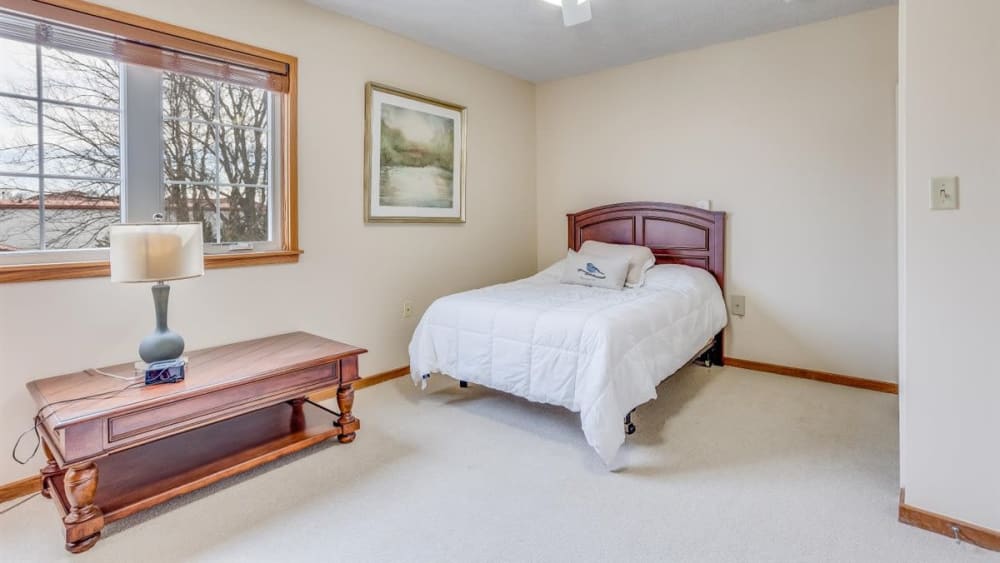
[[0, 249, 302, 284]]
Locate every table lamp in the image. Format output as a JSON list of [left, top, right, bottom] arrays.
[[110, 222, 204, 365]]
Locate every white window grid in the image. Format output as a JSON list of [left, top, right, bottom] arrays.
[[0, 44, 122, 251], [0, 49, 282, 266]]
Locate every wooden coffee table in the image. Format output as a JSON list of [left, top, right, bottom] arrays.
[[25, 332, 366, 553]]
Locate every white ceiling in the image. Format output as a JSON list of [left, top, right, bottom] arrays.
[[307, 0, 895, 82]]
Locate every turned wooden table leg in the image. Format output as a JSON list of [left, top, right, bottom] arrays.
[[40, 440, 59, 499], [289, 397, 306, 432], [63, 462, 104, 554], [336, 383, 360, 443]]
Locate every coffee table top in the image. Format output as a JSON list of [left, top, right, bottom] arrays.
[[26, 332, 366, 429]]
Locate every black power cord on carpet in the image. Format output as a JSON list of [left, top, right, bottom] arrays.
[[0, 492, 40, 515]]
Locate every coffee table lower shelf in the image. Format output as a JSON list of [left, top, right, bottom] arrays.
[[45, 400, 343, 534]]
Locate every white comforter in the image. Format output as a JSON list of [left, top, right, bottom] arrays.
[[408, 262, 728, 464]]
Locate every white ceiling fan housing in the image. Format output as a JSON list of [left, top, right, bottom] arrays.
[[542, 0, 592, 27]]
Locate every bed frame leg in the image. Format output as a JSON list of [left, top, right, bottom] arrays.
[[624, 410, 636, 435], [695, 350, 713, 368], [459, 380, 468, 388], [697, 337, 724, 368], [710, 334, 724, 367]]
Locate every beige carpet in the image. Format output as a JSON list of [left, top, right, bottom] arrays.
[[1, 365, 996, 562]]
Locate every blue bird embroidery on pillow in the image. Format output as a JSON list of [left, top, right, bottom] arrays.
[[578, 262, 607, 280]]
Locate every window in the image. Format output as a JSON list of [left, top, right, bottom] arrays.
[[0, 40, 121, 252], [0, 1, 298, 282], [162, 73, 273, 247]]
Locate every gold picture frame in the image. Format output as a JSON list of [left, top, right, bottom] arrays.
[[364, 82, 467, 223]]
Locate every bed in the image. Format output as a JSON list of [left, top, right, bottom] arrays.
[[409, 202, 728, 464]]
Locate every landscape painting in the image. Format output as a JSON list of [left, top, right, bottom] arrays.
[[379, 103, 454, 208], [365, 83, 466, 222]]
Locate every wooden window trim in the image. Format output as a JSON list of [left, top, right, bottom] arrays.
[[0, 0, 300, 284], [0, 251, 302, 283], [2, 0, 292, 87]]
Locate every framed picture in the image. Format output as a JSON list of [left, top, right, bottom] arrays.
[[364, 82, 467, 223]]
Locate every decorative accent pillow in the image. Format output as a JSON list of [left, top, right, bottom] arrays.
[[579, 241, 656, 288], [560, 250, 630, 290]]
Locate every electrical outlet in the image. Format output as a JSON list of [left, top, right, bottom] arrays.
[[402, 301, 413, 319], [730, 295, 746, 317]]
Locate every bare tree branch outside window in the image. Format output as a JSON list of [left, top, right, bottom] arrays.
[[0, 46, 120, 251], [162, 73, 270, 244], [0, 40, 270, 253]]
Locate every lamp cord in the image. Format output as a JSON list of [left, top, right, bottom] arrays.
[[0, 492, 40, 515], [3, 381, 144, 517], [90, 367, 142, 382], [11, 381, 146, 465]]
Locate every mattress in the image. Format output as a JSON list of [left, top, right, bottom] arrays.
[[408, 261, 728, 464]]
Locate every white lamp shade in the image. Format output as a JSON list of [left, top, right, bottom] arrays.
[[110, 223, 204, 283]]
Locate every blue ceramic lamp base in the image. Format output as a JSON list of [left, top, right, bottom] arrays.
[[139, 282, 186, 364]]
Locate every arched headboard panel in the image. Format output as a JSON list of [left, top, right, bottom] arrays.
[[567, 201, 727, 364]]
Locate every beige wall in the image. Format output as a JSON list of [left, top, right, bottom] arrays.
[[899, 0, 1000, 531], [536, 7, 898, 382], [0, 0, 537, 484]]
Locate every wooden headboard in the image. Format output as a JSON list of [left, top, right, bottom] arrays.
[[567, 201, 726, 363]]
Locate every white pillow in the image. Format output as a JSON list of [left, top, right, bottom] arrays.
[[560, 250, 629, 290], [579, 241, 655, 288]]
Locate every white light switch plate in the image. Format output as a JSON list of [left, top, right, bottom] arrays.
[[930, 177, 959, 210]]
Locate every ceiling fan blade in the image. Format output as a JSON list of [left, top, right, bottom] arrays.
[[561, 0, 592, 27]]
